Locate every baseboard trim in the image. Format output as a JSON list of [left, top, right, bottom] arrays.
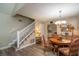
[[0, 45, 11, 50], [9, 39, 16, 46], [16, 42, 36, 51]]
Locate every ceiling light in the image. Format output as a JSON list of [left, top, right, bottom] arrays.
[[55, 10, 67, 25]]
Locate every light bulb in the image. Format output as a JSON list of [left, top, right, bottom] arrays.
[[61, 21, 67, 24]]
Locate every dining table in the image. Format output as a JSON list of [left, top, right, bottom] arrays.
[[50, 37, 71, 46], [49, 37, 71, 55]]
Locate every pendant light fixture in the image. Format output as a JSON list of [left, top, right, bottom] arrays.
[[55, 10, 67, 25]]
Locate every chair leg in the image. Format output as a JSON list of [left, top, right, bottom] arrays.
[[57, 50, 59, 56], [54, 48, 55, 54], [52, 48, 56, 55]]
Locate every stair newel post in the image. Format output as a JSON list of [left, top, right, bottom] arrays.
[[17, 31, 20, 48]]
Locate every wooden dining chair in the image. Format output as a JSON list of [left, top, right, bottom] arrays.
[[58, 38, 79, 56], [50, 36, 61, 55]]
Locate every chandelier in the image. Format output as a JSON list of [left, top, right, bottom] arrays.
[[55, 10, 67, 25]]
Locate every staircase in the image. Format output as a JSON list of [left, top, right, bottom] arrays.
[[16, 21, 36, 50]]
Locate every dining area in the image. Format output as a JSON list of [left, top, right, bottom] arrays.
[[34, 6, 79, 56], [47, 18, 79, 56], [49, 34, 79, 56]]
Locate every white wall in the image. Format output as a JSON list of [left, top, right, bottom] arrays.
[[0, 12, 33, 48], [0, 3, 15, 15], [67, 17, 78, 35], [76, 16, 79, 36]]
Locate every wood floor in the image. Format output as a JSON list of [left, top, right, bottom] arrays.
[[0, 44, 55, 56]]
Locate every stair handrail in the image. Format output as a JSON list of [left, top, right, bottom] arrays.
[[17, 21, 35, 48], [19, 29, 34, 45], [20, 22, 35, 33]]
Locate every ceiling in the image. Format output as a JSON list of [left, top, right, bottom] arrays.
[[17, 3, 79, 21]]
